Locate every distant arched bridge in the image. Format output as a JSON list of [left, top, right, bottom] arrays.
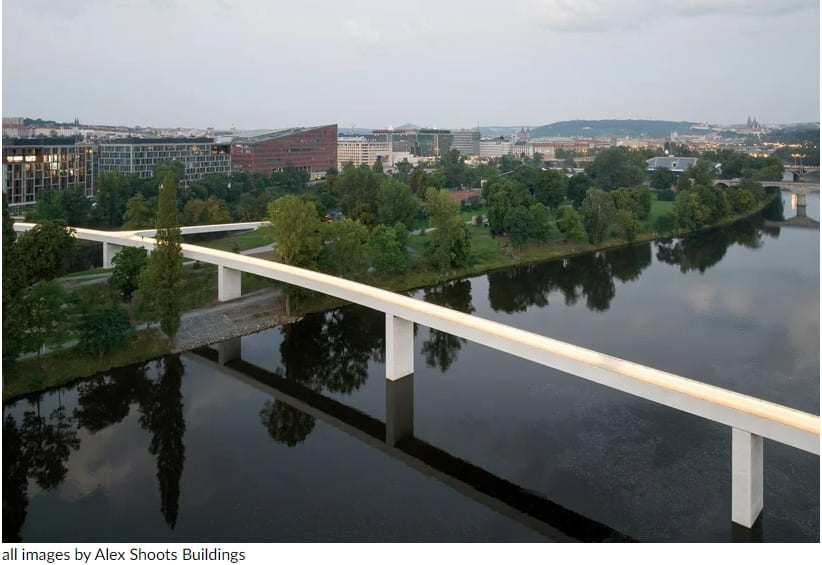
[[713, 179, 819, 195]]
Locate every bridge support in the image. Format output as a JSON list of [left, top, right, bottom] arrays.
[[218, 336, 242, 365], [218, 265, 242, 302], [386, 375, 414, 446], [102, 242, 123, 269], [732, 428, 763, 528], [385, 314, 414, 381]]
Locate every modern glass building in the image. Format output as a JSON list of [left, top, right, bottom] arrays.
[[97, 137, 231, 185], [2, 136, 95, 212]]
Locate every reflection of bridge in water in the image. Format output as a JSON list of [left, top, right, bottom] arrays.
[[188, 343, 635, 542], [763, 192, 820, 230], [12, 220, 820, 532]]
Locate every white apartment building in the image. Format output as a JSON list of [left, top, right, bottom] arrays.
[[479, 138, 513, 158], [337, 136, 391, 170]]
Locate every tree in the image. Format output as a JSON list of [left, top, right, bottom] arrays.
[[368, 223, 410, 274], [674, 189, 709, 230], [653, 212, 679, 234], [3, 193, 26, 368], [108, 246, 148, 303], [585, 147, 645, 191], [528, 203, 554, 242], [727, 188, 758, 214], [375, 177, 418, 228], [580, 189, 616, 244], [94, 171, 128, 228], [77, 305, 132, 358], [15, 220, 76, 284], [122, 193, 154, 229], [265, 195, 322, 267], [649, 166, 677, 191], [181, 196, 232, 225], [318, 218, 368, 278], [422, 189, 471, 269], [556, 208, 587, 242], [567, 173, 594, 209], [140, 172, 184, 341], [615, 209, 640, 241], [20, 281, 69, 357], [504, 206, 531, 252], [534, 169, 568, 213], [372, 156, 384, 175]]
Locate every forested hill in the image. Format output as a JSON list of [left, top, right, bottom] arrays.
[[530, 120, 698, 139]]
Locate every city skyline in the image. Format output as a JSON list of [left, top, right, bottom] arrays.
[[2, 0, 820, 130]]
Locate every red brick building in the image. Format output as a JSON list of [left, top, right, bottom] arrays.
[[230, 124, 337, 176]]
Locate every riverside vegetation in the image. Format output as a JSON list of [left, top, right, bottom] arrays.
[[3, 147, 785, 399]]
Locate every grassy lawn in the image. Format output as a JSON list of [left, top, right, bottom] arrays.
[[649, 197, 675, 223], [3, 329, 171, 401], [192, 228, 273, 252]]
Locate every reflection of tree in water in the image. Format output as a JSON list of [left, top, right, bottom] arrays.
[[421, 280, 475, 372], [269, 306, 384, 447], [138, 355, 186, 530], [656, 219, 764, 274], [487, 246, 646, 314], [259, 400, 316, 447], [3, 391, 80, 542], [74, 364, 151, 432]]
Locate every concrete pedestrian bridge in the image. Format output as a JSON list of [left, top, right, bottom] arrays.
[[12, 220, 820, 531]]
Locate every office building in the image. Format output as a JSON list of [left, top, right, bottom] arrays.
[[231, 124, 337, 176], [97, 137, 231, 185], [451, 129, 480, 157], [337, 135, 391, 170], [2, 136, 95, 211]]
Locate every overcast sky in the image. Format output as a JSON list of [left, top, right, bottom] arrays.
[[2, 0, 819, 130]]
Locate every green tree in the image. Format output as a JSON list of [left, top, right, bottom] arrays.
[[585, 147, 645, 191], [77, 305, 132, 358], [393, 159, 413, 185], [649, 166, 677, 191], [15, 221, 76, 284], [737, 178, 766, 201], [674, 189, 709, 230], [556, 208, 588, 242], [3, 193, 26, 368], [580, 188, 616, 244], [140, 172, 184, 341], [615, 210, 640, 241], [318, 218, 369, 278], [534, 169, 568, 213], [94, 171, 128, 228], [181, 196, 232, 225], [375, 177, 418, 227], [567, 173, 594, 209], [528, 203, 554, 242], [727, 188, 758, 214], [372, 156, 384, 175], [122, 193, 155, 229], [653, 212, 679, 234], [504, 206, 531, 252], [368, 223, 409, 274], [20, 281, 69, 357], [108, 247, 148, 303], [265, 195, 322, 267], [422, 189, 471, 269]]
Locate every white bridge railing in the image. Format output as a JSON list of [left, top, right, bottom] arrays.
[[14, 221, 820, 529]]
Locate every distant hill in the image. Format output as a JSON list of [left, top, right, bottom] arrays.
[[530, 120, 698, 139]]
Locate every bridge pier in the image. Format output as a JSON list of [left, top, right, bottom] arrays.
[[218, 336, 242, 365], [218, 265, 242, 302], [385, 314, 414, 381], [732, 428, 764, 529], [386, 375, 414, 445], [102, 242, 123, 269]]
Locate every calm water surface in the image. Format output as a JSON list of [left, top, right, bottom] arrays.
[[4, 192, 819, 542]]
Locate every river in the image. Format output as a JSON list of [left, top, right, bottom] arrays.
[[3, 191, 818, 542]]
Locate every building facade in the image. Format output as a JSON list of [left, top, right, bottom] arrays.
[[97, 137, 231, 185], [2, 136, 95, 211], [231, 124, 337, 176], [337, 135, 391, 170], [451, 129, 480, 157], [371, 129, 453, 158], [479, 138, 513, 158]]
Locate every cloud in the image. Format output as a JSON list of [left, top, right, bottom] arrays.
[[522, 0, 818, 32], [342, 17, 383, 45]]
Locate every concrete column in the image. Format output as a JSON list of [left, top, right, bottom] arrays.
[[796, 193, 807, 218], [386, 374, 414, 446], [217, 336, 242, 365], [218, 265, 242, 302], [385, 314, 414, 381], [102, 242, 123, 269], [732, 428, 764, 528]]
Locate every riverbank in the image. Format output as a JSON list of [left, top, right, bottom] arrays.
[[2, 195, 775, 401]]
